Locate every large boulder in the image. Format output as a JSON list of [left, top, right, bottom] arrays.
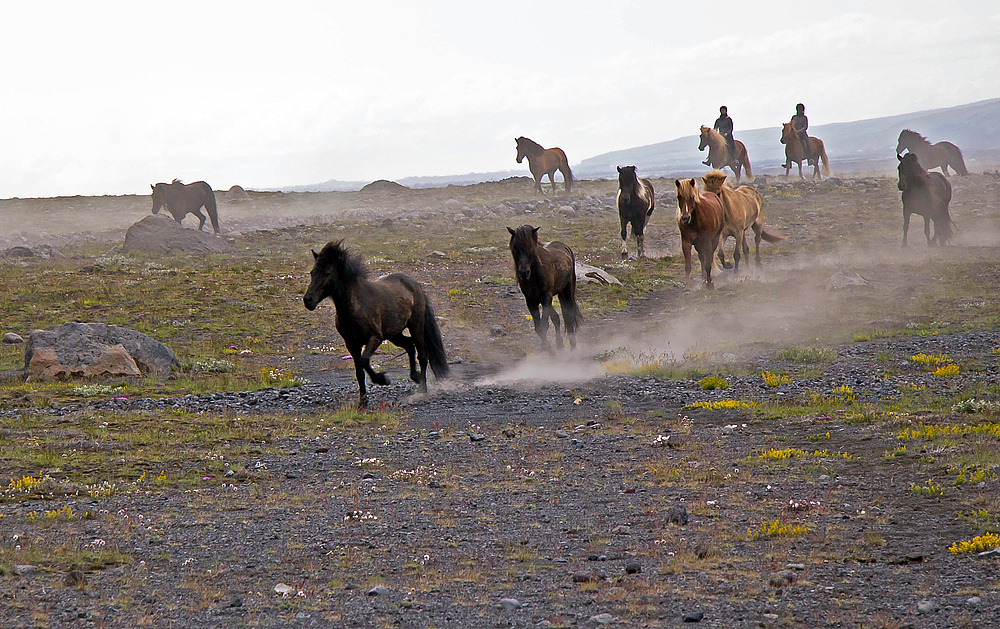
[[23, 322, 179, 380], [226, 184, 250, 203], [122, 215, 232, 254]]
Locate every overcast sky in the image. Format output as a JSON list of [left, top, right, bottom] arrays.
[[1, 1, 996, 198]]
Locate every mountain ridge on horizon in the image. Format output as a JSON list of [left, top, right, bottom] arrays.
[[272, 97, 1000, 192]]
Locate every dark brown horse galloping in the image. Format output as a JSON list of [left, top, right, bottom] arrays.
[[303, 241, 450, 408], [897, 152, 954, 246], [515, 137, 574, 194], [616, 165, 655, 259], [150, 180, 220, 233], [507, 225, 581, 351], [780, 122, 830, 180], [896, 130, 968, 176], [675, 178, 725, 290]]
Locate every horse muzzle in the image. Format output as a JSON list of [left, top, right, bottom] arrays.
[[680, 215, 692, 225], [303, 295, 318, 311]]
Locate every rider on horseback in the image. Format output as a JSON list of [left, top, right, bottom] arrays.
[[704, 105, 736, 166], [784, 103, 812, 168]]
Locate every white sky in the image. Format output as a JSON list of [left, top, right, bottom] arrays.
[[1, 1, 997, 198]]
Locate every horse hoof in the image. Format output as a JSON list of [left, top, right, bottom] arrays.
[[372, 373, 390, 386], [722, 261, 734, 270]]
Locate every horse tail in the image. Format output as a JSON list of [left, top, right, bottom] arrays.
[[759, 229, 786, 243], [819, 144, 831, 177], [948, 143, 969, 175], [741, 147, 753, 179], [562, 159, 574, 193], [205, 189, 220, 233], [421, 298, 451, 380], [564, 250, 582, 335]]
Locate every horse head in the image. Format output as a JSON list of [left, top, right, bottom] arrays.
[[304, 240, 364, 310], [617, 166, 638, 204], [780, 122, 795, 145], [896, 129, 919, 156], [701, 171, 727, 195], [507, 225, 539, 281], [150, 183, 167, 214], [897, 152, 923, 191], [675, 178, 700, 226], [515, 137, 527, 163], [698, 126, 711, 151]]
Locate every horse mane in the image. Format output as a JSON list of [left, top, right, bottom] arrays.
[[900, 129, 928, 144], [317, 240, 368, 282], [516, 136, 544, 153], [702, 170, 728, 193], [171, 179, 184, 184]]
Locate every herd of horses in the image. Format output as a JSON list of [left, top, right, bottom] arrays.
[[151, 126, 967, 407]]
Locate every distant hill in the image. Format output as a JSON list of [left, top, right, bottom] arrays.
[[272, 98, 1000, 192], [576, 98, 1000, 178]]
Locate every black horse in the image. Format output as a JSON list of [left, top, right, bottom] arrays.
[[507, 225, 581, 351], [897, 152, 954, 246], [616, 165, 655, 259], [151, 180, 220, 233], [303, 241, 450, 408]]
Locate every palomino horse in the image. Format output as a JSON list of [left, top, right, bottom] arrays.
[[303, 241, 450, 408], [515, 137, 574, 194], [780, 122, 830, 180], [150, 180, 220, 233], [699, 126, 753, 182], [702, 171, 785, 270], [507, 225, 581, 351], [897, 153, 954, 246], [675, 178, 724, 289], [616, 165, 655, 259], [896, 130, 969, 176]]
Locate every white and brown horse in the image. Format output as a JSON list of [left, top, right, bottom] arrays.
[[616, 165, 655, 259]]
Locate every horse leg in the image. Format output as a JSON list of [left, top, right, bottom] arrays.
[[699, 243, 715, 289], [752, 223, 763, 265], [528, 302, 551, 351], [923, 216, 933, 246], [682, 241, 694, 291], [636, 232, 645, 259], [620, 217, 630, 259], [192, 208, 208, 231], [534, 176, 544, 194], [942, 164, 950, 177], [717, 236, 733, 270], [390, 332, 422, 390], [544, 295, 564, 350], [902, 211, 911, 247], [798, 161, 805, 181], [360, 336, 390, 386], [558, 292, 577, 350], [733, 234, 743, 272], [345, 340, 369, 409], [548, 172, 558, 195]]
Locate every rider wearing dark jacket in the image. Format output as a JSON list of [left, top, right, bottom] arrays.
[[704, 106, 735, 165], [787, 103, 812, 166]]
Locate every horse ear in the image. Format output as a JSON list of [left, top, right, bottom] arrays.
[[897, 153, 903, 161], [507, 226, 516, 236], [675, 179, 681, 188], [150, 184, 155, 191], [311, 249, 318, 259], [617, 166, 622, 173], [531, 226, 540, 239], [689, 178, 696, 187]]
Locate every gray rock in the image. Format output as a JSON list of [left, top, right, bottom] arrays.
[[499, 597, 521, 610], [2, 333, 23, 344], [576, 262, 622, 286], [123, 215, 232, 254], [469, 433, 486, 442], [786, 563, 806, 570], [24, 322, 179, 379], [916, 600, 938, 615], [624, 562, 641, 574], [426, 431, 441, 440], [967, 596, 982, 606], [666, 505, 689, 525], [367, 585, 390, 596], [489, 325, 507, 337], [589, 613, 616, 624], [4, 246, 34, 258], [682, 610, 705, 622], [13, 564, 37, 576], [555, 430, 569, 438]]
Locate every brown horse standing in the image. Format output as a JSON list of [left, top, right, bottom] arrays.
[[702, 171, 784, 270], [616, 165, 655, 259], [699, 126, 753, 182], [303, 241, 450, 408], [897, 152, 954, 246], [507, 225, 581, 351], [515, 137, 574, 194], [150, 179, 220, 233], [675, 178, 725, 289], [896, 130, 969, 176], [780, 122, 830, 180]]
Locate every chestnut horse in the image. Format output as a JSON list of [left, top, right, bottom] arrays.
[[515, 137, 574, 194], [897, 152, 954, 246], [699, 126, 753, 182], [303, 241, 450, 408], [896, 130, 968, 176], [780, 122, 830, 180], [675, 178, 724, 289], [507, 225, 581, 351], [150, 180, 220, 233], [702, 171, 784, 270], [616, 165, 655, 259]]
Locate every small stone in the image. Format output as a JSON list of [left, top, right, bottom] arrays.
[[314, 446, 329, 453], [227, 596, 243, 608], [916, 600, 938, 615], [537, 621, 553, 628], [361, 472, 377, 480], [224, 469, 235, 477], [682, 610, 705, 622], [274, 583, 294, 597], [722, 424, 737, 435], [469, 433, 486, 442], [967, 596, 981, 606], [555, 430, 569, 439], [666, 505, 689, 525], [489, 325, 507, 337], [611, 525, 631, 535], [367, 585, 390, 596], [502, 429, 516, 438], [769, 570, 796, 587], [427, 431, 441, 440], [572, 573, 596, 582], [589, 613, 616, 624], [976, 547, 1000, 558], [499, 597, 521, 610], [13, 565, 37, 576], [786, 563, 806, 570], [2, 332, 23, 344], [624, 562, 641, 575]]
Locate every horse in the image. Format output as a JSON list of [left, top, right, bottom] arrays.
[[675, 178, 725, 289], [507, 225, 581, 351], [896, 130, 968, 176], [702, 170, 785, 270], [897, 152, 954, 247], [780, 122, 830, 180], [303, 240, 450, 408], [515, 137, 574, 194], [616, 165, 655, 259], [150, 180, 220, 233], [698, 126, 753, 182]]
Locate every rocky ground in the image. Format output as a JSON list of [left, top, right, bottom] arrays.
[[2, 173, 1000, 628]]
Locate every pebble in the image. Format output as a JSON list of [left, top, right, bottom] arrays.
[[555, 430, 569, 439], [666, 504, 689, 525], [13, 565, 37, 576], [274, 583, 294, 597], [625, 562, 641, 575], [2, 332, 23, 344], [967, 596, 981, 606], [916, 600, 938, 615], [367, 585, 390, 596], [469, 433, 486, 442], [426, 431, 441, 440], [786, 563, 806, 570], [589, 613, 616, 624], [499, 597, 521, 610], [682, 610, 705, 622]]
